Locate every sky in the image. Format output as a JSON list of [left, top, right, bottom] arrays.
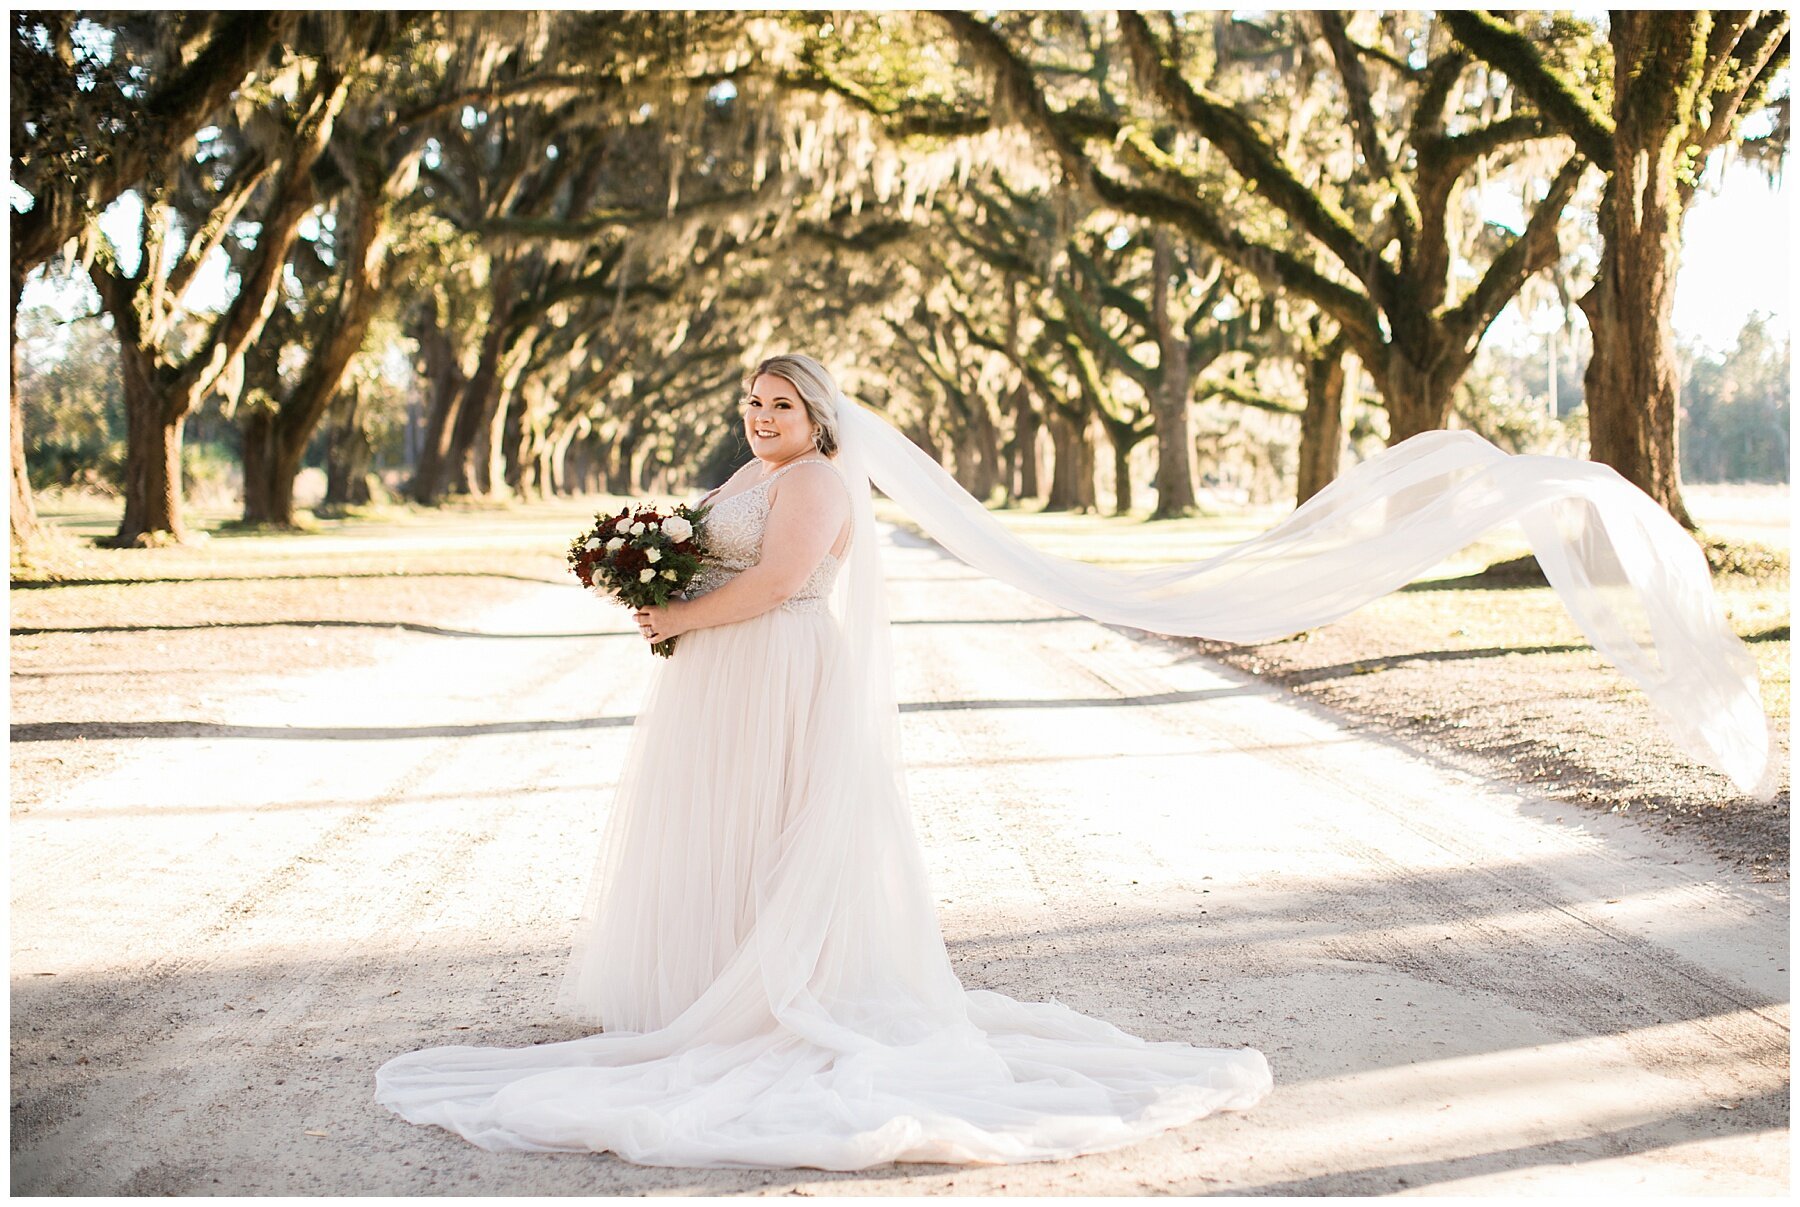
[[1669, 157, 1789, 356]]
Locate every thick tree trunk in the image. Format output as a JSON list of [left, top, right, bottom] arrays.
[[409, 384, 458, 503], [1149, 229, 1198, 519], [407, 305, 464, 505], [238, 407, 310, 527], [1297, 344, 1350, 505], [445, 323, 509, 497], [241, 410, 279, 525], [324, 389, 373, 507], [542, 416, 578, 497], [452, 388, 491, 497], [488, 330, 539, 497], [568, 437, 600, 494], [248, 320, 382, 523], [1043, 406, 1096, 512], [583, 440, 602, 493], [963, 395, 1000, 503], [607, 426, 641, 494], [1012, 384, 1041, 498], [499, 387, 533, 495], [515, 411, 549, 499], [1108, 433, 1135, 516], [565, 444, 582, 495], [1148, 383, 1197, 517], [951, 432, 980, 496], [10, 270, 41, 552], [953, 422, 998, 502], [636, 440, 662, 492], [114, 342, 186, 545], [501, 401, 525, 494], [1577, 147, 1695, 527], [1375, 346, 1460, 444], [475, 391, 502, 497]]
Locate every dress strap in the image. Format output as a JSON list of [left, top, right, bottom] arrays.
[[765, 457, 844, 485], [765, 458, 853, 558]]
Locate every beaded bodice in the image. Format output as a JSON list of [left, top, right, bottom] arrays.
[[686, 459, 849, 614]]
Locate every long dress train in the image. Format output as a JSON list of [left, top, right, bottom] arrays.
[[373, 457, 1272, 1168]]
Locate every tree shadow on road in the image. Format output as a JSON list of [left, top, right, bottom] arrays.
[[12, 619, 620, 640], [1203, 1087, 1787, 1196], [10, 716, 640, 742], [11, 680, 1275, 744], [10, 570, 568, 590]]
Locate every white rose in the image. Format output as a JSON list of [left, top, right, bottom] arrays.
[[613, 516, 632, 532], [639, 568, 655, 583], [630, 522, 646, 536], [605, 536, 624, 552], [662, 516, 693, 542], [645, 547, 661, 563], [644, 519, 660, 531], [584, 537, 601, 551], [661, 569, 676, 580]]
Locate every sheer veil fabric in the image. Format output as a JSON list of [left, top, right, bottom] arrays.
[[374, 381, 1769, 1170], [837, 398, 1770, 797]]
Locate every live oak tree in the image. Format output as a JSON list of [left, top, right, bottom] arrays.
[[401, 12, 812, 504], [940, 183, 1141, 514], [929, 215, 1101, 512], [1054, 218, 1281, 517], [943, 178, 1290, 516], [230, 10, 556, 527], [81, 18, 375, 543], [236, 69, 419, 527], [784, 11, 1597, 506], [10, 11, 289, 548], [1441, 9, 1790, 529], [936, 12, 1587, 445], [19, 10, 1782, 548]]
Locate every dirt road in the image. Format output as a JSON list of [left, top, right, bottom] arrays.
[[11, 524, 1789, 1194]]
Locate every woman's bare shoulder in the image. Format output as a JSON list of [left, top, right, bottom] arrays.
[[767, 459, 850, 513]]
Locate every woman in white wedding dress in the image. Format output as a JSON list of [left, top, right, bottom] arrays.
[[374, 355, 1274, 1167], [375, 353, 1768, 1168]]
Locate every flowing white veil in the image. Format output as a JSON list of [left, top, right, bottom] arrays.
[[827, 385, 1771, 797]]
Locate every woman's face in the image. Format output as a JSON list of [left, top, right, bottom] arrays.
[[743, 373, 819, 464]]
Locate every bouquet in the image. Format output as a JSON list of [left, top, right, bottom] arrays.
[[569, 502, 712, 657]]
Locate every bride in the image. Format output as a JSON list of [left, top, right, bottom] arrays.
[[375, 354, 1768, 1168]]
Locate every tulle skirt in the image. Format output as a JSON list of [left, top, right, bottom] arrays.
[[374, 604, 1271, 1168]]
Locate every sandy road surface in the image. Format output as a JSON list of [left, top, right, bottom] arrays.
[[11, 524, 1789, 1195]]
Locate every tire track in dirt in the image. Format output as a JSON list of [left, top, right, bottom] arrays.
[[1034, 622, 1789, 1186], [1048, 626, 1786, 1021]]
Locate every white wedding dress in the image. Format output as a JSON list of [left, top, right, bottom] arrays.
[[374, 456, 1273, 1167]]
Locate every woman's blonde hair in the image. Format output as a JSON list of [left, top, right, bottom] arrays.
[[745, 354, 841, 457]]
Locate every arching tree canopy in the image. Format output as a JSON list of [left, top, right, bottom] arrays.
[[10, 9, 1789, 547]]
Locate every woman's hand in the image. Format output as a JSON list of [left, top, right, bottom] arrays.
[[634, 601, 687, 645]]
